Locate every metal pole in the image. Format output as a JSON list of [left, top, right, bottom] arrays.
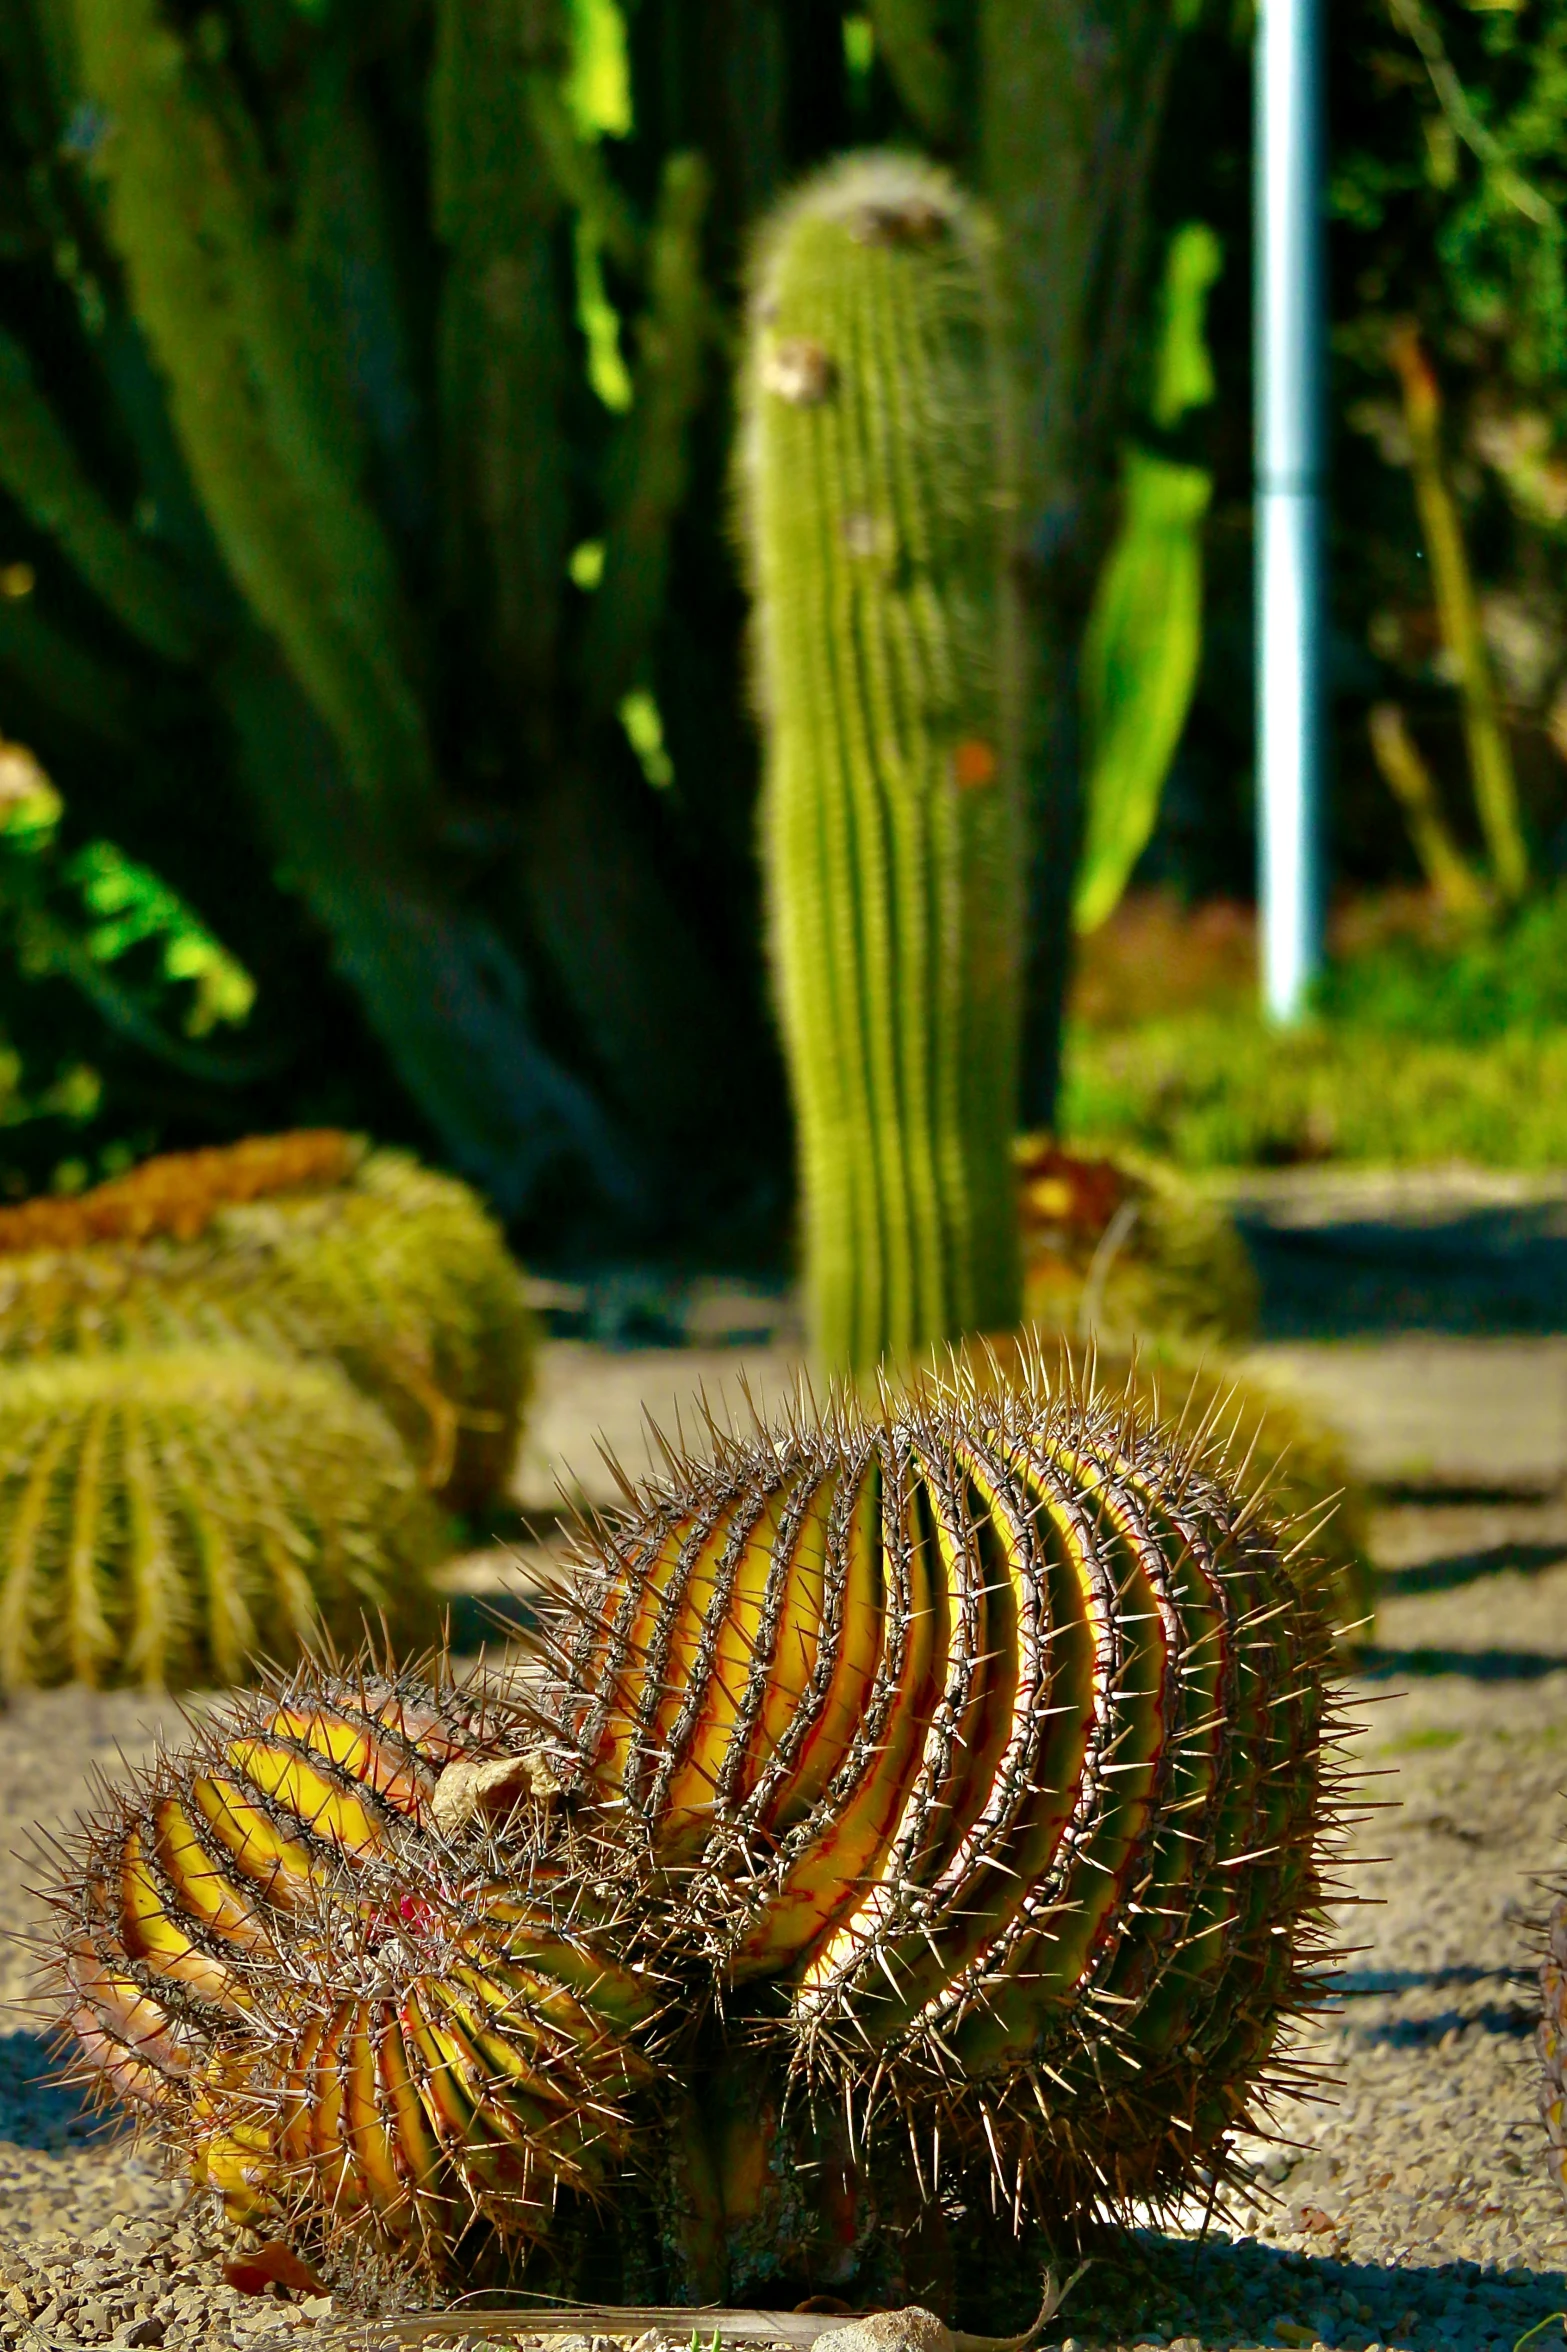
[[1255, 0, 1325, 1022]]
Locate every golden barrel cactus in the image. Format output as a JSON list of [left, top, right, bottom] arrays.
[[46, 1360, 1348, 2297]]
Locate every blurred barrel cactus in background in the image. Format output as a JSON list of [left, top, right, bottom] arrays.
[[0, 1348, 448, 1690], [0, 1133, 534, 1511], [739, 155, 1022, 1374], [0, 1132, 535, 1686]]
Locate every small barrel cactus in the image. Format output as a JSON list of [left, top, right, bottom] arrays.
[[46, 1359, 1345, 2295], [1014, 1139, 1260, 1354], [55, 1663, 660, 2260], [0, 1133, 534, 1511], [738, 154, 1022, 1375], [0, 1349, 449, 1689]]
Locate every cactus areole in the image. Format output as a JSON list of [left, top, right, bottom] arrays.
[[739, 156, 1024, 1375], [45, 1357, 1347, 2304]]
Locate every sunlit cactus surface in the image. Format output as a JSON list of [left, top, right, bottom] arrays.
[[43, 1359, 1349, 2299]]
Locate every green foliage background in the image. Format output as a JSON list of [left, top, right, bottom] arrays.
[[0, 0, 1188, 1249], [7, 0, 1567, 1234]]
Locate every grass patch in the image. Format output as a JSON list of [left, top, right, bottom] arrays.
[[1065, 887, 1567, 1168], [1063, 1012, 1567, 1168]]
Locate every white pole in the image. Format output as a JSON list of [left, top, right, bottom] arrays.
[[1255, 0, 1325, 1022]]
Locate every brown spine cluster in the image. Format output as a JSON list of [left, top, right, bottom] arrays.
[[0, 1133, 358, 1256]]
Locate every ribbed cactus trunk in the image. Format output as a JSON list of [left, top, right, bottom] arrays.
[[740, 156, 1022, 1375]]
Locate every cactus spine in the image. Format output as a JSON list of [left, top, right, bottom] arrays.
[[50, 1359, 1345, 2291], [739, 155, 1023, 1375]]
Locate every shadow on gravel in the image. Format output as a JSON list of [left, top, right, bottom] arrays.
[[1382, 1542, 1567, 1597], [1346, 2001, 1537, 2047], [1237, 1200, 1567, 1338], [1338, 1964, 1530, 1993], [0, 2028, 102, 2151], [1355, 1643, 1567, 1681], [1071, 2229, 1567, 2352]]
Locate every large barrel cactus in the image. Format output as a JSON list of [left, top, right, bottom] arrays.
[[738, 155, 1023, 1375], [0, 1349, 448, 1689], [47, 1360, 1344, 2300], [0, 1133, 534, 1511]]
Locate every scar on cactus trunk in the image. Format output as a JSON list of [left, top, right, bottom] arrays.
[[40, 1354, 1351, 2310], [739, 156, 1023, 1376]]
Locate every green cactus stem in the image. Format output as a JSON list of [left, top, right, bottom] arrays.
[[432, 0, 572, 729], [739, 154, 1022, 1374], [68, 0, 433, 819]]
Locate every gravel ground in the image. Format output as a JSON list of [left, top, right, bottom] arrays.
[[4, 1505, 1567, 2352]]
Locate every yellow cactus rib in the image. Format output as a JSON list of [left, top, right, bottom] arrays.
[[305, 2001, 361, 2219], [189, 1773, 327, 1907], [585, 1500, 715, 1802], [266, 1702, 433, 1821], [654, 1479, 791, 1836], [750, 1458, 880, 1837], [226, 1736, 391, 1861], [151, 1798, 268, 1949], [733, 1448, 935, 1976], [64, 1401, 116, 1686], [118, 1825, 246, 2012], [731, 1464, 840, 1830], [0, 1414, 73, 1689], [64, 1929, 194, 2099], [642, 1489, 763, 1847], [375, 2002, 447, 2222], [342, 2002, 412, 2225]]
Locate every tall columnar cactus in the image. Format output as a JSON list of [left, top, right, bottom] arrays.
[[48, 1359, 1345, 2296], [738, 155, 1023, 1375]]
